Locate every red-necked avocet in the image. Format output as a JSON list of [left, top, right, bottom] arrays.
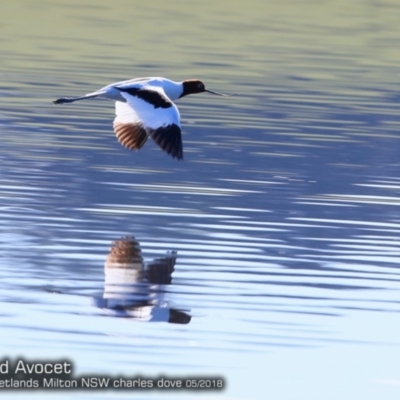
[[53, 77, 234, 160]]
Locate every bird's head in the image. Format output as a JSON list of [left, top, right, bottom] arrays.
[[180, 79, 234, 98], [180, 79, 206, 98]]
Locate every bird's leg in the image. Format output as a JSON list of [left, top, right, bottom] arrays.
[[53, 93, 100, 104]]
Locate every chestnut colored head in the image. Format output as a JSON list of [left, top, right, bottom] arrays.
[[180, 79, 206, 98], [180, 79, 236, 99]]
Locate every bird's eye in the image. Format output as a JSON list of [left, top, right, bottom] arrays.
[[198, 83, 204, 89]]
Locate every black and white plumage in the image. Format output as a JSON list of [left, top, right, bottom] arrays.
[[53, 77, 233, 160]]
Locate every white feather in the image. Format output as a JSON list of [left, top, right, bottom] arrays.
[[110, 78, 183, 101], [116, 87, 180, 130]]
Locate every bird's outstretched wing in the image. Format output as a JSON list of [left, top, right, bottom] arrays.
[[114, 86, 183, 160]]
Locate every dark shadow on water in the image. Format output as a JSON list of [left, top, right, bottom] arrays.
[[44, 236, 191, 325], [93, 236, 191, 324]]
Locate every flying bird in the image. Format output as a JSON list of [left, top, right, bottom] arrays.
[[53, 77, 234, 160]]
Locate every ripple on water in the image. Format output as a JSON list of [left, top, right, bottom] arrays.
[[2, 1, 400, 399]]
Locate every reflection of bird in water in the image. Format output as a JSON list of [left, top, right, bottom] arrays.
[[93, 236, 190, 324], [53, 77, 234, 160]]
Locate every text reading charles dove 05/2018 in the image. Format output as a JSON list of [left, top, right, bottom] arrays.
[[0, 358, 225, 391]]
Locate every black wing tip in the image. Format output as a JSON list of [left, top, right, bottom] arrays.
[[174, 152, 184, 161], [148, 124, 184, 161], [171, 146, 184, 160]]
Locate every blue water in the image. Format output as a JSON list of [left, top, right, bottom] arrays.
[[1, 1, 400, 399]]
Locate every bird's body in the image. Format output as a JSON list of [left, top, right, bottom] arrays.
[[53, 77, 232, 160]]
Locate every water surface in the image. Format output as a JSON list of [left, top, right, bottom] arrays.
[[1, 1, 400, 399]]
